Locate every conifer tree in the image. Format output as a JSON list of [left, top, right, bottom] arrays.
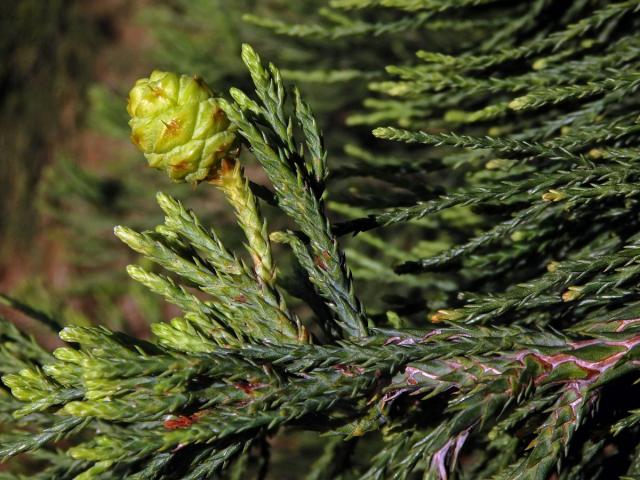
[[3, 1, 640, 479]]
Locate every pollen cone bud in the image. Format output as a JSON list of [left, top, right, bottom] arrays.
[[562, 286, 584, 302], [127, 70, 237, 183], [430, 309, 463, 323]]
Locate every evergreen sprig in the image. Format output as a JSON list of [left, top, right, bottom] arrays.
[[4, 0, 640, 478]]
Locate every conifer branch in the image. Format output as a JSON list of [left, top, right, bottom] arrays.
[[220, 44, 368, 338], [5, 2, 640, 477]]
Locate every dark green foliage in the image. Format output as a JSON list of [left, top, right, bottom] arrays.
[[3, 1, 640, 479]]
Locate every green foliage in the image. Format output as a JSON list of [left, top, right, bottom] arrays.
[[4, 1, 640, 479]]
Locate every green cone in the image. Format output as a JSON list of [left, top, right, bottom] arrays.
[[127, 70, 237, 183]]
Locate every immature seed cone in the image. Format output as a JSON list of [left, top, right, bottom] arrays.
[[127, 71, 237, 183]]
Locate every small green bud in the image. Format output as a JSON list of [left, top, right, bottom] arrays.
[[508, 95, 530, 110], [127, 71, 238, 183], [430, 309, 463, 323], [562, 285, 584, 302], [588, 148, 604, 159], [581, 39, 595, 48], [542, 189, 567, 202], [532, 58, 547, 70], [485, 159, 512, 170], [510, 230, 527, 242]]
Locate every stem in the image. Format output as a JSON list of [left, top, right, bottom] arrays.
[[212, 158, 275, 288]]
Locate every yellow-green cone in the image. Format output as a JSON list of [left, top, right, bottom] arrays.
[[127, 70, 237, 183]]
